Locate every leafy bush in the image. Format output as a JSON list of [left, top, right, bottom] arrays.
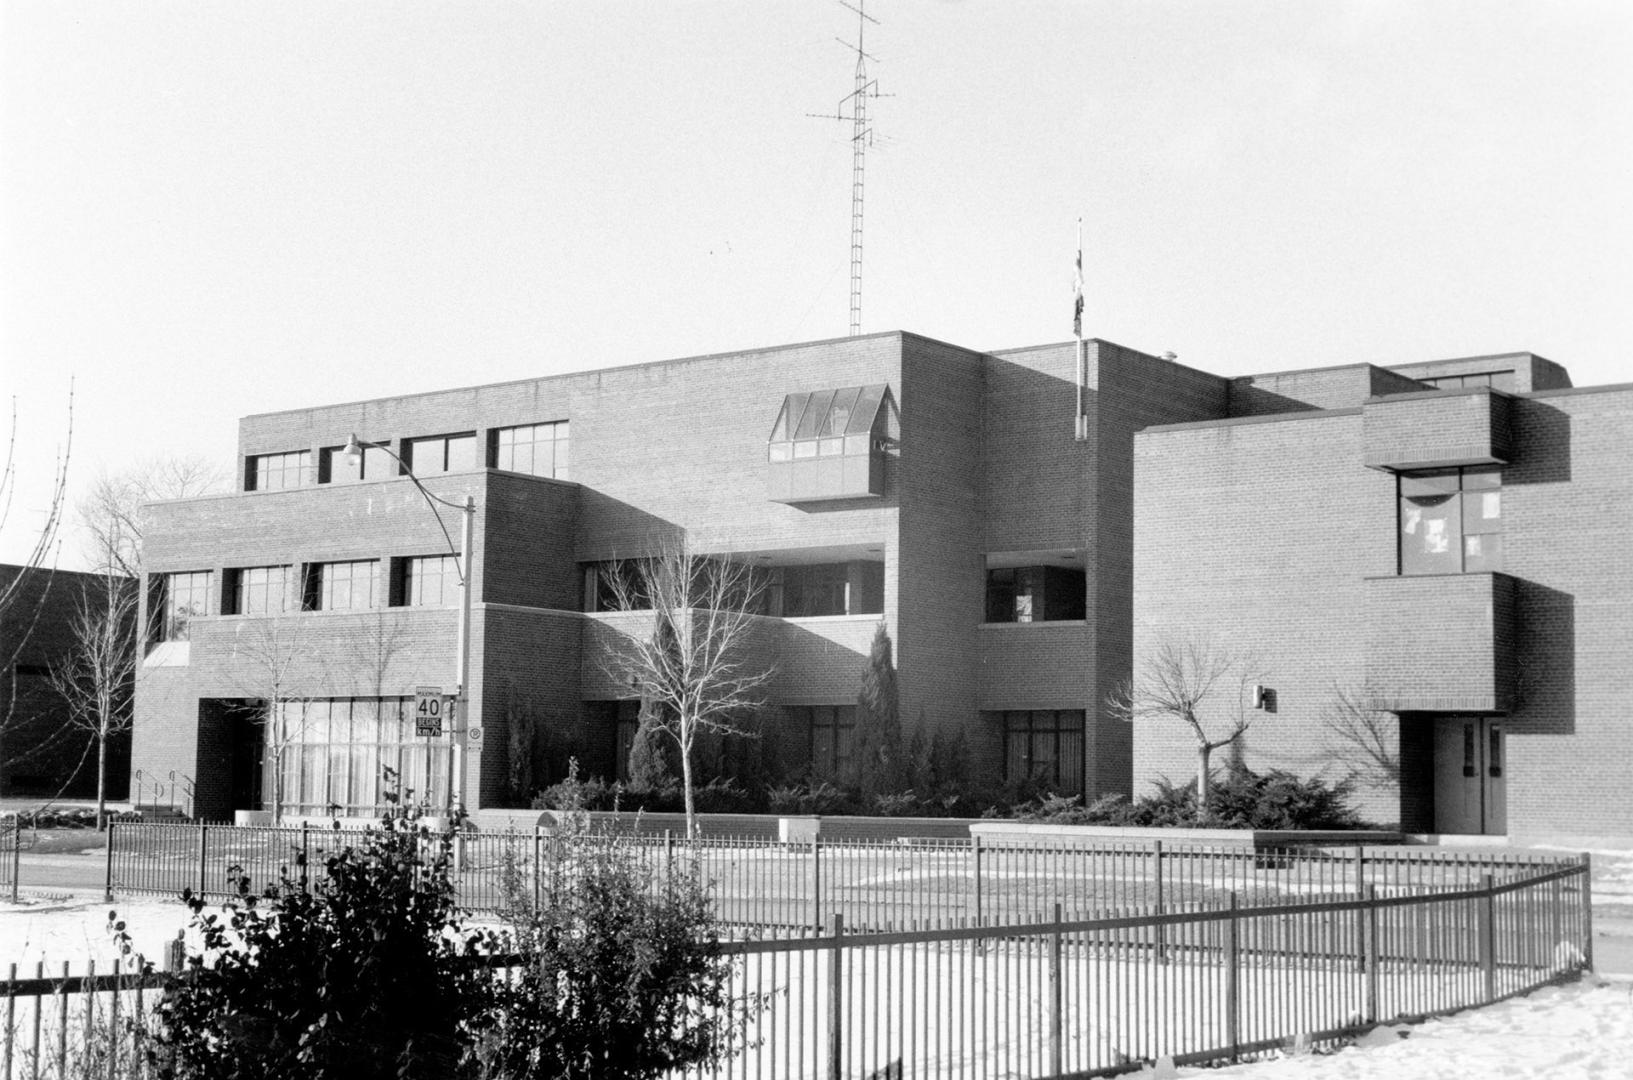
[[534, 761, 621, 811], [691, 776, 755, 814], [1207, 766, 1366, 830], [766, 780, 858, 816], [126, 785, 484, 1079], [472, 811, 751, 1078]]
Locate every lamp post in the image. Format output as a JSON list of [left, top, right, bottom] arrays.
[[343, 434, 474, 817]]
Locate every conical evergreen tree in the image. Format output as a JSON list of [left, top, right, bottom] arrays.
[[855, 622, 907, 799]]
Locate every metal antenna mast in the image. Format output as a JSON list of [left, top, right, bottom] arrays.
[[810, 1, 882, 336]]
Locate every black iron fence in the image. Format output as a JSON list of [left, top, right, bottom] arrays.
[[0, 858, 1593, 1079], [103, 821, 1581, 934], [0, 820, 16, 904]]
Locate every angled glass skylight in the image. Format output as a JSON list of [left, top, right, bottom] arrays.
[[767, 384, 890, 503]]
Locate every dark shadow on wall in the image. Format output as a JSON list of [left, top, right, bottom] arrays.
[[1226, 381, 1319, 417], [571, 491, 682, 560], [1506, 401, 1571, 486], [1512, 580, 1575, 736]]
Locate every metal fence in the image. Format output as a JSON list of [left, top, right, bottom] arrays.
[[0, 859, 1592, 1079], [104, 822, 1582, 934], [1, 820, 17, 904]]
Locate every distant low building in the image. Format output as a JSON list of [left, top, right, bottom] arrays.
[[0, 564, 134, 800]]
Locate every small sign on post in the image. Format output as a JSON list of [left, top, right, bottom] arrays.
[[463, 723, 483, 748], [414, 686, 445, 737]]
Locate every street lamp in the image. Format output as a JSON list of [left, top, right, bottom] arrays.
[[343, 434, 474, 817]]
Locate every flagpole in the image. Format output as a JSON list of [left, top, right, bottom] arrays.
[[1074, 217, 1087, 441]]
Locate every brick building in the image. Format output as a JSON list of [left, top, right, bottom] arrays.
[[1133, 353, 1633, 846], [131, 335, 1631, 842], [1, 564, 134, 800]]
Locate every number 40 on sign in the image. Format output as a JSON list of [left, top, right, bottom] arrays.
[[414, 686, 447, 737]]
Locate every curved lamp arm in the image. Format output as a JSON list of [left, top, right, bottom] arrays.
[[343, 433, 471, 585]]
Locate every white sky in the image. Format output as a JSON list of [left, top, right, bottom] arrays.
[[3, 0, 1630, 570]]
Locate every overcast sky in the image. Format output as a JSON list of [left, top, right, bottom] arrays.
[[3, 0, 1630, 570]]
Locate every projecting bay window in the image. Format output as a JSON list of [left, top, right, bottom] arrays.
[[491, 421, 570, 480], [245, 450, 312, 491], [1399, 466, 1502, 575], [998, 709, 1085, 795], [403, 432, 477, 477], [303, 560, 378, 611], [767, 385, 890, 503], [151, 570, 212, 642], [225, 565, 291, 616], [266, 697, 448, 817], [391, 555, 461, 607]]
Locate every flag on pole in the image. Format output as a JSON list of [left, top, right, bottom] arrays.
[[1072, 222, 1085, 338]]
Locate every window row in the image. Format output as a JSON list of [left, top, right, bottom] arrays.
[[152, 555, 463, 641], [245, 421, 569, 491], [1417, 371, 1515, 391], [580, 559, 885, 619]]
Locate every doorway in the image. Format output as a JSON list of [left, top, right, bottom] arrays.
[[1432, 716, 1506, 835]]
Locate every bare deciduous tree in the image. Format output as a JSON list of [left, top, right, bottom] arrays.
[[0, 387, 74, 795], [1107, 633, 1265, 822], [599, 536, 772, 837], [1323, 684, 1400, 792], [46, 574, 138, 829], [76, 454, 225, 578], [231, 613, 318, 825]]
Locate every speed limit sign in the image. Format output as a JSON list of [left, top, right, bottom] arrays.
[[414, 686, 445, 736]]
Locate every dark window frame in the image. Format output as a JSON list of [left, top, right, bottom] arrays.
[[1398, 466, 1503, 576], [998, 709, 1086, 795]]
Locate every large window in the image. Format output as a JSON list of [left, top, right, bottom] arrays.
[[153, 570, 212, 642], [762, 562, 885, 618], [303, 560, 378, 611], [492, 421, 570, 480], [999, 709, 1085, 794], [266, 697, 448, 817], [318, 443, 393, 484], [403, 432, 476, 477], [393, 555, 461, 607], [246, 450, 312, 492], [985, 565, 1086, 623], [227, 565, 290, 615], [796, 704, 856, 781], [767, 385, 889, 503], [1399, 466, 1502, 575]]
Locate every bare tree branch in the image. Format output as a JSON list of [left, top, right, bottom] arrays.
[[76, 454, 226, 578], [46, 574, 139, 828], [1108, 632, 1265, 821], [1323, 684, 1400, 791], [597, 535, 773, 836]]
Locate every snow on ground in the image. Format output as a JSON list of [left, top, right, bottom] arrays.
[[1175, 975, 1633, 1080]]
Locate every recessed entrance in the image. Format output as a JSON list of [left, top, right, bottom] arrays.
[[1432, 716, 1506, 835]]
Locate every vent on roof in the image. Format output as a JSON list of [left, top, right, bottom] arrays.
[[767, 384, 889, 503]]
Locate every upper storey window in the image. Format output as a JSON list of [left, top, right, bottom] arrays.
[[246, 450, 312, 492], [403, 433, 476, 477], [318, 443, 392, 484], [227, 565, 291, 616], [1418, 371, 1515, 391], [767, 385, 889, 503], [492, 421, 570, 480], [152, 570, 212, 642], [1399, 466, 1502, 575]]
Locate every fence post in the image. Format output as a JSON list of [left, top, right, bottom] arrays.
[[1580, 853, 1594, 972], [971, 835, 983, 927], [1225, 891, 1240, 1062], [665, 829, 674, 887], [1364, 884, 1379, 1024], [1049, 903, 1063, 1077], [197, 823, 209, 902], [1478, 873, 1496, 1001], [811, 837, 823, 934], [1152, 839, 1166, 963], [827, 913, 844, 1080], [1354, 845, 1367, 972], [103, 820, 115, 902], [532, 828, 542, 913], [12, 820, 23, 904]]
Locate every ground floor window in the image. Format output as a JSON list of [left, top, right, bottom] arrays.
[[996, 709, 1085, 795], [266, 697, 449, 816], [788, 704, 856, 781]]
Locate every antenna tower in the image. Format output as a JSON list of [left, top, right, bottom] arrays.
[[810, 1, 882, 336]]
